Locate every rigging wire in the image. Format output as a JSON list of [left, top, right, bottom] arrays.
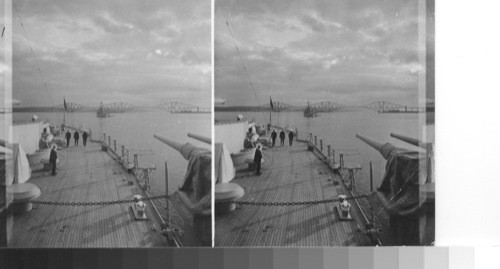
[[12, 0, 61, 121], [216, 0, 261, 106]]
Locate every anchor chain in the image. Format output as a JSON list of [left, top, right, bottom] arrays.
[[15, 194, 169, 206], [216, 194, 370, 206]]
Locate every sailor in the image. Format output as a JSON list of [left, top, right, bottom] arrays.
[[82, 131, 88, 147], [254, 144, 263, 176], [288, 131, 294, 146], [271, 130, 277, 147], [65, 130, 71, 147], [74, 130, 80, 146], [49, 145, 58, 176], [279, 130, 285, 146]]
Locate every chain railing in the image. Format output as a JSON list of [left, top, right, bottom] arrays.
[[216, 194, 370, 206], [19, 194, 370, 207], [15, 194, 169, 206]]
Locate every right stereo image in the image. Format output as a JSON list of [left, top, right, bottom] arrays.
[[213, 0, 435, 246]]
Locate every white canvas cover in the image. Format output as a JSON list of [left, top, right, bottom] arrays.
[[1, 146, 14, 186], [0, 143, 31, 185], [14, 144, 31, 184], [215, 143, 235, 183]]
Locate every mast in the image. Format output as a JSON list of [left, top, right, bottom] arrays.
[[63, 97, 67, 125], [269, 105, 271, 125], [269, 96, 273, 126]]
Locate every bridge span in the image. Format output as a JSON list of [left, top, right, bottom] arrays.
[[51, 101, 211, 114]]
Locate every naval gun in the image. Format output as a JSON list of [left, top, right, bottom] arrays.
[[389, 132, 433, 184], [153, 135, 211, 217], [355, 133, 394, 160], [153, 134, 212, 246], [187, 133, 211, 145], [389, 132, 432, 150], [356, 133, 434, 246]]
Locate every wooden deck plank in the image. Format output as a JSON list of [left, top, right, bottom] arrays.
[[9, 142, 166, 247], [215, 141, 371, 246]]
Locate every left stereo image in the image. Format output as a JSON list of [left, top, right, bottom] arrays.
[[1, 0, 212, 247]]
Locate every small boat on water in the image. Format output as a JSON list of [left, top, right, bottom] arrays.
[[303, 101, 319, 118]]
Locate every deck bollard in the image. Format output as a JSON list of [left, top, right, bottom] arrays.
[[121, 145, 125, 158], [332, 150, 336, 163], [320, 139, 323, 151], [339, 154, 344, 170], [327, 145, 331, 157], [114, 140, 117, 151], [314, 136, 317, 146], [108, 136, 111, 147]]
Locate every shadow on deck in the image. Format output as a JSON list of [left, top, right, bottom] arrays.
[[9, 142, 167, 247], [215, 141, 371, 246]]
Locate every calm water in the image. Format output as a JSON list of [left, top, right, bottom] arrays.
[[14, 111, 211, 194], [216, 111, 434, 189]]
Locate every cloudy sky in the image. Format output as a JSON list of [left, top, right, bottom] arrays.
[[12, 0, 210, 107], [215, 0, 432, 107]]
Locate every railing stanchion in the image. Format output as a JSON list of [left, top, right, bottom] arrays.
[[134, 154, 138, 171], [165, 162, 169, 226]]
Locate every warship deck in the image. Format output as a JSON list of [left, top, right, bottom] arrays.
[[215, 139, 371, 246], [9, 142, 167, 247]]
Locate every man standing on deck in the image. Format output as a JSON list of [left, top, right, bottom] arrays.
[[271, 130, 277, 147], [279, 130, 285, 146], [49, 145, 58, 176], [288, 131, 294, 146], [65, 130, 71, 147], [82, 131, 88, 147], [254, 144, 263, 176], [74, 130, 79, 146]]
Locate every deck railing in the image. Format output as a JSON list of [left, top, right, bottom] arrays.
[[93, 132, 181, 247], [301, 131, 378, 244]]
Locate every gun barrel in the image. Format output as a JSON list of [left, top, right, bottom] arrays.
[[187, 133, 211, 145], [153, 134, 184, 153], [356, 134, 384, 153], [390, 133, 430, 149]]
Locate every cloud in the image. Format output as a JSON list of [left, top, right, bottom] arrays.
[[12, 0, 211, 107], [215, 0, 427, 106]]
